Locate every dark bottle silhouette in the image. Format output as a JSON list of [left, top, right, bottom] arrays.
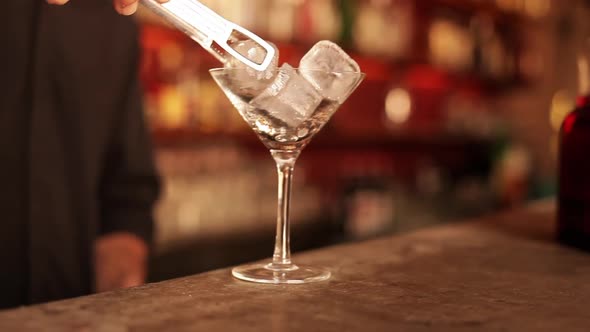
[[558, 94, 590, 250], [558, 42, 590, 250]]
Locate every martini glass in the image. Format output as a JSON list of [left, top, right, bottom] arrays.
[[210, 68, 365, 284]]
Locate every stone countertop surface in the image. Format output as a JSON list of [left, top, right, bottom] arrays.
[[2, 200, 589, 331]]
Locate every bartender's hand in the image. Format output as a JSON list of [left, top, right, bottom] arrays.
[[46, 0, 170, 16], [94, 232, 149, 293]]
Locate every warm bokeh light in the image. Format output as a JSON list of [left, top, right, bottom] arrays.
[[429, 19, 474, 72], [523, 0, 551, 18], [550, 90, 575, 131], [385, 88, 412, 124], [496, 0, 551, 18], [159, 85, 188, 128], [577, 55, 589, 95]]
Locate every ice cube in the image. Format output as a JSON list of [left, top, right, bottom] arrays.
[[299, 40, 360, 102], [224, 40, 279, 98], [251, 64, 323, 127]]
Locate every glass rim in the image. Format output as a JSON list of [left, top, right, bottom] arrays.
[[209, 67, 366, 76]]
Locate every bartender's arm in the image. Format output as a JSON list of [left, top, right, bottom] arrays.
[[94, 16, 161, 293], [47, 0, 162, 292], [47, 0, 169, 16]]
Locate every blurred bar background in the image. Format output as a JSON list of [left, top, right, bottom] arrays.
[[133, 0, 586, 281]]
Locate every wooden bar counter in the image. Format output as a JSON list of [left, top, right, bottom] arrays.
[[1, 200, 589, 331]]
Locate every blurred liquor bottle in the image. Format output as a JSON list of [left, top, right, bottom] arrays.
[[296, 0, 342, 44], [267, 0, 299, 42], [338, 0, 356, 48], [558, 38, 590, 251], [470, 14, 513, 81], [353, 0, 412, 59]]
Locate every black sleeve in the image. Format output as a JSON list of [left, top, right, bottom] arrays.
[[99, 24, 161, 248]]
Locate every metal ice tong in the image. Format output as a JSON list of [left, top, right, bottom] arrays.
[[141, 0, 276, 71]]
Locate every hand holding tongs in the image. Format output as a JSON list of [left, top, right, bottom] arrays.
[[141, 0, 276, 72]]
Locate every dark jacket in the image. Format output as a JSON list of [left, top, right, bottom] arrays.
[[0, 1, 160, 308]]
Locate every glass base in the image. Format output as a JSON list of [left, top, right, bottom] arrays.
[[232, 262, 331, 284]]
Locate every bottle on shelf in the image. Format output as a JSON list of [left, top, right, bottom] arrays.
[[353, 0, 412, 59], [557, 38, 590, 250]]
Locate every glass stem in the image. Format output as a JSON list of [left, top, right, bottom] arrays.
[[271, 149, 301, 267]]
